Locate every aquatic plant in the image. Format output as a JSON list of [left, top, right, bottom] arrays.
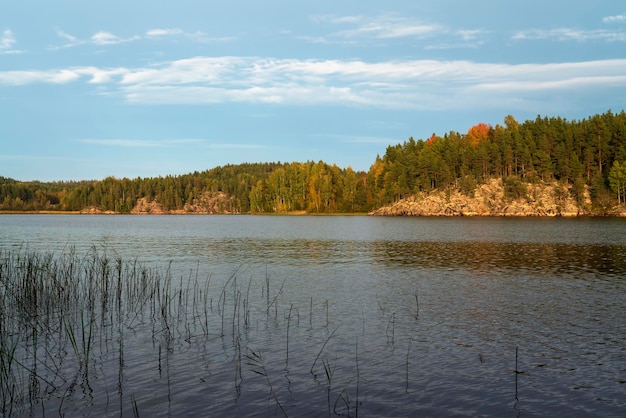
[[245, 348, 287, 417], [0, 245, 544, 417]]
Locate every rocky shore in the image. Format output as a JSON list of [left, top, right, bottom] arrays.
[[130, 192, 239, 214], [369, 178, 599, 217], [70, 178, 626, 216]]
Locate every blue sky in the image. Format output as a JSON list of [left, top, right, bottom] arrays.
[[1, 1, 625, 181]]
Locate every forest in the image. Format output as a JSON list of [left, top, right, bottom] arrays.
[[2, 110, 626, 214]]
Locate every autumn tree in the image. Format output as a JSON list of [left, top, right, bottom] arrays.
[[466, 122, 491, 148]]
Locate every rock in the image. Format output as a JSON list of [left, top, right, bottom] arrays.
[[369, 179, 592, 217], [130, 192, 239, 214], [131, 197, 166, 214], [80, 207, 115, 214]]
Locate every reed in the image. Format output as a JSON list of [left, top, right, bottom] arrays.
[[405, 338, 412, 392], [0, 248, 172, 414], [235, 335, 243, 396], [245, 348, 287, 417], [322, 357, 335, 418], [131, 394, 140, 418], [0, 246, 434, 416], [333, 376, 354, 417], [64, 311, 93, 374], [386, 312, 396, 344], [514, 345, 524, 410], [324, 299, 329, 328], [310, 327, 338, 376], [0, 331, 18, 416], [285, 304, 293, 367], [355, 337, 360, 418]]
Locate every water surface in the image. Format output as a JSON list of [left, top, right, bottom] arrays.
[[1, 215, 625, 416]]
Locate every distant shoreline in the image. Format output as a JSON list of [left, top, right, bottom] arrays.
[[0, 210, 367, 216], [0, 210, 623, 217], [0, 210, 82, 215]]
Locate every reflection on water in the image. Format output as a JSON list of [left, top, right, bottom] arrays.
[[0, 215, 625, 416], [371, 240, 626, 277]]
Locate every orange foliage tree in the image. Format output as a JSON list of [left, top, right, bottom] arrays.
[[426, 133, 440, 146], [466, 123, 491, 148]]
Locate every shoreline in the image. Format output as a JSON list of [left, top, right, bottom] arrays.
[[1, 210, 623, 217], [0, 210, 366, 216]]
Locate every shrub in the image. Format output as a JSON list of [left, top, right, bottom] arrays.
[[503, 177, 528, 201]]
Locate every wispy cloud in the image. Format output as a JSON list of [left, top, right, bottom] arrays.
[[56, 29, 82, 47], [81, 138, 206, 147], [0, 66, 129, 85], [513, 28, 626, 42], [0, 69, 81, 85], [1, 29, 16, 49], [145, 28, 184, 37], [51, 27, 232, 50], [2, 57, 625, 110], [337, 16, 441, 40], [91, 31, 140, 45], [306, 14, 486, 49], [1, 29, 24, 54], [308, 14, 442, 43], [52, 29, 134, 49], [457, 30, 487, 42], [603, 13, 626, 23]]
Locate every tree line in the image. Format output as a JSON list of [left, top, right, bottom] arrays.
[[2, 110, 626, 214]]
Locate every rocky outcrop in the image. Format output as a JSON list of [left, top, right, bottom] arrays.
[[177, 191, 239, 214], [370, 179, 593, 217], [130, 198, 167, 214], [80, 207, 115, 214], [131, 192, 239, 214]]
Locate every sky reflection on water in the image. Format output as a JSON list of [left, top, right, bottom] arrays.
[[0, 215, 625, 416]]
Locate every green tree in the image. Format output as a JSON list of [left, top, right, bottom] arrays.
[[608, 160, 626, 203]]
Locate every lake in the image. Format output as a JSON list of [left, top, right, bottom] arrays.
[[1, 215, 625, 417]]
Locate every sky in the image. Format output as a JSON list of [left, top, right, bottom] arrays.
[[1, 1, 625, 182]]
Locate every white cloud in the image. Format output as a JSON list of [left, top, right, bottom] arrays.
[[52, 28, 232, 50], [91, 31, 140, 45], [311, 14, 443, 42], [310, 15, 363, 25], [457, 30, 486, 42], [307, 14, 485, 50], [81, 67, 129, 84], [56, 30, 81, 45], [333, 16, 441, 39], [2, 57, 625, 110], [472, 75, 626, 92], [145, 28, 184, 37], [603, 13, 626, 23], [91, 31, 119, 45], [52, 29, 140, 49], [0, 69, 82, 85], [112, 57, 626, 109], [513, 28, 626, 42], [1, 29, 16, 49], [0, 29, 24, 54], [0, 66, 129, 85], [185, 31, 235, 43]]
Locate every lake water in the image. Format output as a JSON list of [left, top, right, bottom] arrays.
[[1, 215, 625, 417]]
